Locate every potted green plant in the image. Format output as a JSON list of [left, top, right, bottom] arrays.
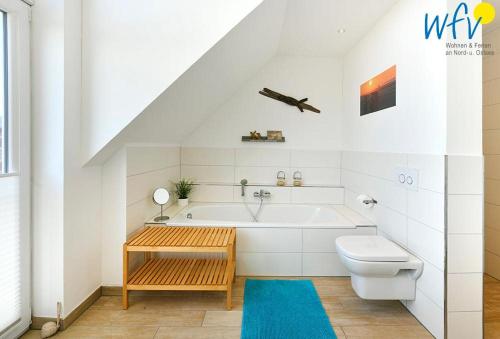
[[174, 178, 194, 207]]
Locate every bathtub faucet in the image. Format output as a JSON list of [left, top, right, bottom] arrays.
[[253, 189, 271, 200]]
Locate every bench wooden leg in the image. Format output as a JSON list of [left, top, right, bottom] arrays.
[[122, 244, 129, 310], [226, 283, 232, 310]]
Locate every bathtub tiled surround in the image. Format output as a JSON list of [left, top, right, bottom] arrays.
[[446, 155, 484, 338], [341, 151, 446, 339], [181, 147, 343, 204]]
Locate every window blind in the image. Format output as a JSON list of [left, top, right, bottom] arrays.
[[0, 176, 21, 333]]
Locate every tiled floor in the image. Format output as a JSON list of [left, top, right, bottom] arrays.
[[22, 277, 432, 339], [485, 274, 500, 338]]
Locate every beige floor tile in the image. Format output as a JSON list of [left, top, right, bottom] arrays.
[[112, 310, 205, 327], [202, 311, 243, 327], [328, 309, 419, 327], [155, 326, 241, 339], [342, 325, 434, 338], [56, 326, 113, 338], [20, 330, 41, 339]]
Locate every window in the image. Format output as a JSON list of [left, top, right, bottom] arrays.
[[0, 1, 30, 338], [0, 10, 6, 174]]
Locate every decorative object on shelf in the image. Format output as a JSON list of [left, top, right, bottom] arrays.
[[267, 130, 283, 141], [152, 187, 170, 221], [241, 135, 286, 143], [277, 170, 286, 186], [360, 65, 396, 116], [174, 178, 194, 207], [293, 170, 303, 187], [250, 130, 262, 140], [258, 88, 320, 113]]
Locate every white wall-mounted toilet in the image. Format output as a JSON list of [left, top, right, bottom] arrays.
[[336, 235, 423, 300]]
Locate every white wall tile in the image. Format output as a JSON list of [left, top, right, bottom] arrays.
[[181, 165, 234, 183], [447, 155, 483, 194], [447, 273, 483, 312], [235, 166, 287, 185], [303, 227, 376, 253], [415, 259, 444, 308], [407, 154, 445, 193], [292, 167, 341, 186], [302, 253, 349, 276], [127, 146, 180, 176], [181, 147, 234, 166], [407, 189, 444, 232], [236, 253, 301, 276], [448, 195, 484, 234], [290, 150, 341, 168], [235, 148, 290, 167], [190, 185, 234, 203], [406, 289, 444, 339], [126, 166, 179, 205], [448, 234, 483, 273], [447, 311, 482, 339], [236, 228, 302, 252], [407, 219, 444, 270], [290, 187, 344, 204], [233, 186, 290, 204], [341, 151, 407, 181], [341, 169, 407, 214]]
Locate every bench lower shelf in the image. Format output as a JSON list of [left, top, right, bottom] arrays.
[[127, 258, 231, 291]]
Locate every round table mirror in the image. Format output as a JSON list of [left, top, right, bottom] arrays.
[[152, 188, 170, 221]]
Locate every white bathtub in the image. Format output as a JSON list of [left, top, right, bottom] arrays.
[[164, 202, 376, 276], [167, 203, 356, 228]]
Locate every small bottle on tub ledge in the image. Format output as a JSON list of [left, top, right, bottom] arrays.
[[277, 171, 286, 186], [293, 171, 303, 187]]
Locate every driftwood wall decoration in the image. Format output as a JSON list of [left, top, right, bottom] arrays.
[[258, 88, 320, 113]]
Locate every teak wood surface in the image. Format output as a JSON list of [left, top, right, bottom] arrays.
[[123, 226, 236, 310]]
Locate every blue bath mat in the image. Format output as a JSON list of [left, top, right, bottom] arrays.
[[241, 279, 337, 339]]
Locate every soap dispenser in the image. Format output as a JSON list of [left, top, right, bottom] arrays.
[[293, 171, 303, 186], [277, 171, 286, 186]]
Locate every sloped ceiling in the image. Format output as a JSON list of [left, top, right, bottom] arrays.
[[86, 0, 399, 165], [86, 0, 287, 165]]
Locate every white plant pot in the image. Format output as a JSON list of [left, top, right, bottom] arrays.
[[177, 198, 189, 207]]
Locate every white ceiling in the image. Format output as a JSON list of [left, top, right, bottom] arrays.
[[278, 0, 399, 56], [88, 0, 401, 164]]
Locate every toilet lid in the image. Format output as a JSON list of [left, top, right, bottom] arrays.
[[336, 236, 409, 262]]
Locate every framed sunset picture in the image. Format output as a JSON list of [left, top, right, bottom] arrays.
[[360, 65, 396, 116]]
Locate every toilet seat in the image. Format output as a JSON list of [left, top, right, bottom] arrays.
[[336, 235, 409, 262]]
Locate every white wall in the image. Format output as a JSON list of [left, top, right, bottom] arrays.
[[341, 152, 446, 339], [101, 148, 127, 286], [184, 56, 342, 150], [342, 0, 447, 154], [101, 145, 180, 286], [31, 0, 65, 318], [62, 0, 103, 316], [31, 0, 103, 318], [182, 147, 343, 204], [81, 0, 263, 163]]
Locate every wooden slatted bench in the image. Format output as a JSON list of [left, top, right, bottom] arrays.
[[122, 226, 236, 310]]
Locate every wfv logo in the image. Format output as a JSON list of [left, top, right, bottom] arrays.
[[425, 2, 495, 39]]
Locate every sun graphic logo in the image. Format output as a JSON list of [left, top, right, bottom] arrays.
[[425, 1, 496, 39], [474, 2, 496, 24]]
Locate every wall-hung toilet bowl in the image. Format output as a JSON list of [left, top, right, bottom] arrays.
[[336, 235, 423, 300]]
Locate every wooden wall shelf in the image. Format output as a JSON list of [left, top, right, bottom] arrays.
[[241, 136, 285, 142]]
